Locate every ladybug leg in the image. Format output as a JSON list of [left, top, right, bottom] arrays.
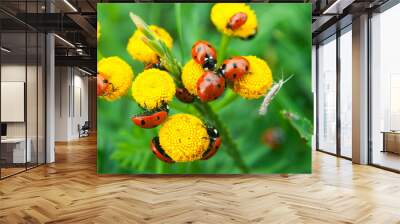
[[151, 137, 175, 163]]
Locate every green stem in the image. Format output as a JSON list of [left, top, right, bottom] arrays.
[[217, 34, 231, 66], [174, 3, 185, 61], [212, 89, 239, 111], [193, 101, 249, 173]]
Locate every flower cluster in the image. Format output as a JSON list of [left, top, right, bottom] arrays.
[[98, 3, 282, 163], [211, 3, 258, 39]]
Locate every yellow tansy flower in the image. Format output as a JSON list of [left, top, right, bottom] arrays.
[[159, 114, 210, 162], [210, 3, 257, 39], [181, 59, 204, 96], [97, 22, 100, 40], [233, 56, 273, 99], [127, 25, 173, 64], [97, 57, 134, 101], [131, 68, 175, 110]]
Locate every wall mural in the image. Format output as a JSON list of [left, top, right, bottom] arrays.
[[97, 3, 312, 174]]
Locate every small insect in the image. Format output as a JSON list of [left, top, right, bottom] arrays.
[[197, 71, 225, 102], [175, 87, 195, 103], [226, 12, 247, 30], [144, 62, 165, 70], [259, 74, 294, 115], [261, 127, 285, 149], [219, 56, 250, 81], [150, 136, 175, 163], [202, 126, 222, 160], [191, 41, 217, 71], [131, 105, 169, 129], [97, 73, 112, 96]]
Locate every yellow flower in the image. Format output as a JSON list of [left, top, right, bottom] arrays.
[[233, 56, 273, 99], [159, 114, 210, 162], [127, 25, 173, 64], [210, 3, 257, 39], [181, 59, 204, 96], [131, 68, 175, 110], [97, 22, 100, 40], [97, 57, 134, 101]]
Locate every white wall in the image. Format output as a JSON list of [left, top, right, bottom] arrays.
[[54, 67, 89, 141]]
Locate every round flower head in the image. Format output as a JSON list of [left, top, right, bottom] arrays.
[[127, 25, 173, 64], [233, 56, 273, 99], [97, 22, 100, 40], [159, 114, 210, 162], [97, 57, 134, 101], [131, 68, 175, 110], [210, 3, 257, 39], [181, 59, 204, 96]]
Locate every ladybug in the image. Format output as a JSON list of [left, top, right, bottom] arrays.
[[144, 61, 165, 70], [226, 12, 247, 30], [97, 73, 110, 96], [219, 56, 250, 81], [191, 41, 217, 71], [175, 87, 195, 103], [261, 128, 285, 149], [131, 105, 169, 129], [150, 136, 175, 163], [197, 71, 225, 102], [202, 126, 222, 160]]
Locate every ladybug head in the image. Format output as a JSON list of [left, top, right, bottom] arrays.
[[156, 102, 169, 113], [203, 56, 216, 71], [206, 126, 219, 139]]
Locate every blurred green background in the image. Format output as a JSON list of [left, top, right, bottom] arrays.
[[97, 3, 312, 174]]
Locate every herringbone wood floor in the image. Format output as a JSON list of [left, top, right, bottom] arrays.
[[1, 135, 400, 224]]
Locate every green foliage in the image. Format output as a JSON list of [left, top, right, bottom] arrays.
[[97, 3, 312, 174]]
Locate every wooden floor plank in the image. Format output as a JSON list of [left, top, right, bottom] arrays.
[[0, 135, 400, 223]]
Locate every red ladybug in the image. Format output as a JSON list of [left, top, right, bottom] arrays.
[[202, 126, 222, 160], [219, 56, 250, 81], [191, 41, 217, 70], [97, 73, 110, 96], [175, 87, 195, 103], [151, 137, 175, 163], [197, 71, 225, 102], [226, 12, 247, 30], [131, 105, 169, 129], [261, 128, 285, 149]]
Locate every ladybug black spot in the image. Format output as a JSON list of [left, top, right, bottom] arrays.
[[217, 84, 221, 88], [197, 46, 202, 53], [245, 66, 249, 71], [233, 73, 237, 78], [141, 120, 145, 126], [233, 63, 237, 68], [157, 116, 160, 120]]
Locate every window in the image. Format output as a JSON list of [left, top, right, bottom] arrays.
[[339, 27, 352, 158], [317, 35, 337, 154], [370, 3, 400, 171]]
